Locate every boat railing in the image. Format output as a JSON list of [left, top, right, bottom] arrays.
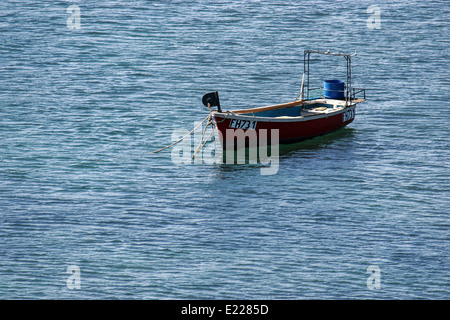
[[351, 88, 366, 101], [305, 86, 366, 102]]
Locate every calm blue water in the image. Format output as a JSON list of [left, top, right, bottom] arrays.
[[0, 0, 449, 299]]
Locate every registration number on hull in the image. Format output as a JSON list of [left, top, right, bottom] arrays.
[[229, 119, 257, 130], [342, 109, 355, 122]]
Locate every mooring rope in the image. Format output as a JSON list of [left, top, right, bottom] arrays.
[[192, 124, 215, 160], [192, 114, 213, 159], [152, 113, 211, 154]]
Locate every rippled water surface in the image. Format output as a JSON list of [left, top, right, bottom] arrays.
[[0, 1, 449, 299]]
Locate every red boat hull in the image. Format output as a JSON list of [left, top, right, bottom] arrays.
[[213, 105, 356, 148]]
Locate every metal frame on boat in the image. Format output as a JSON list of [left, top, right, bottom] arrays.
[[202, 49, 366, 148]]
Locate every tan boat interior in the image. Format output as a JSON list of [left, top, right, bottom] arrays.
[[230, 98, 364, 117]]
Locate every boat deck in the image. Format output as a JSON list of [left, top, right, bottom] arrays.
[[228, 97, 364, 119], [231, 98, 364, 116]]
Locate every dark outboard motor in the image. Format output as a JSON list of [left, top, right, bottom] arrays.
[[202, 91, 221, 112]]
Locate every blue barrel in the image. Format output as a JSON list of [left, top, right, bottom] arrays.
[[324, 80, 345, 99]]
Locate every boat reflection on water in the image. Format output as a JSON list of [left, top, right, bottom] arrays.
[[214, 126, 357, 176]]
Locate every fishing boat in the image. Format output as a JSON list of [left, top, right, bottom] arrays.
[[202, 50, 366, 149]]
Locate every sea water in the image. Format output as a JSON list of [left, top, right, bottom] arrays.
[[0, 0, 448, 299]]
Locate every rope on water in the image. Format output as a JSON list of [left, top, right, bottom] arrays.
[[192, 125, 215, 160], [152, 113, 211, 154], [192, 114, 212, 159]]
